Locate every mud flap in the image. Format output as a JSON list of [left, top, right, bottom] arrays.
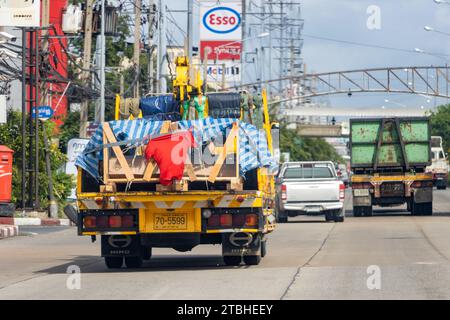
[[222, 232, 262, 257], [101, 235, 140, 257]]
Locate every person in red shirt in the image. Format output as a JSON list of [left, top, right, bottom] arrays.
[[144, 131, 197, 185]]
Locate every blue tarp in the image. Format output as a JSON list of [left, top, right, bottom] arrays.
[[75, 118, 278, 181], [140, 95, 181, 121]]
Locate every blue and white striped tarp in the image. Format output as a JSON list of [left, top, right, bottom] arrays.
[[75, 118, 278, 180]]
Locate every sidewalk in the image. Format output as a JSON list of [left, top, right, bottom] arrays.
[[0, 217, 71, 226]]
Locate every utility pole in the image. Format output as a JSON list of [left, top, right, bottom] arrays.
[[187, 0, 193, 60], [157, 0, 167, 93], [40, 0, 50, 106], [134, 0, 142, 98], [100, 0, 106, 122], [80, 0, 94, 138], [148, 0, 155, 93], [240, 0, 246, 88], [40, 0, 58, 217]]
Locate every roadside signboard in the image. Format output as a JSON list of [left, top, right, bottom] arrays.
[[31, 106, 54, 120], [206, 61, 241, 87], [200, 1, 242, 41], [0, 0, 40, 27], [66, 138, 89, 200], [200, 40, 241, 60]]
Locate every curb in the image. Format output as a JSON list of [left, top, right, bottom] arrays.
[[0, 225, 19, 239], [0, 217, 71, 226]]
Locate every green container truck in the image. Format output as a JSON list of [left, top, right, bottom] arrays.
[[350, 117, 433, 216]]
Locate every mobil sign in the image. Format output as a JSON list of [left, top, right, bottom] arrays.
[[200, 1, 242, 41]]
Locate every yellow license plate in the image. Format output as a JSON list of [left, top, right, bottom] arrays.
[[154, 213, 187, 230]]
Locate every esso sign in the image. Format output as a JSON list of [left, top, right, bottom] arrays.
[[203, 7, 241, 34]]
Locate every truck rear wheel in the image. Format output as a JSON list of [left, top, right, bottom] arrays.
[[105, 256, 123, 269], [353, 206, 364, 217], [412, 202, 433, 216], [243, 255, 261, 265], [223, 256, 242, 266], [124, 256, 143, 268], [364, 206, 373, 217]]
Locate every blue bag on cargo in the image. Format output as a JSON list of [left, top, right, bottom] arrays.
[[140, 95, 181, 121]]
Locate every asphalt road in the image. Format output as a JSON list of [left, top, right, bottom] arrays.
[[1, 188, 450, 299]]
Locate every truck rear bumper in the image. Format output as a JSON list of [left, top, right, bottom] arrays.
[[281, 202, 343, 215]]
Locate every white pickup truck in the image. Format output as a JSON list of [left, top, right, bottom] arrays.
[[275, 161, 345, 223]]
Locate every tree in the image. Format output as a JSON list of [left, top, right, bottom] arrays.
[[429, 104, 450, 152], [279, 125, 344, 163], [0, 111, 74, 213]]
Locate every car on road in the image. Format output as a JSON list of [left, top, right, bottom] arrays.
[[275, 161, 345, 223]]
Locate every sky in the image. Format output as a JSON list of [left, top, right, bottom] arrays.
[[167, 0, 450, 110], [298, 0, 450, 109]]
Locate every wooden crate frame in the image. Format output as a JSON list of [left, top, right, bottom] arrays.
[[102, 121, 241, 187]]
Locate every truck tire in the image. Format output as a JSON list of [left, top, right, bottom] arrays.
[[334, 215, 345, 223], [124, 256, 143, 268], [437, 185, 446, 190], [364, 206, 373, 217], [243, 255, 261, 266], [261, 240, 267, 258], [353, 206, 363, 217], [142, 247, 152, 260], [223, 256, 242, 266], [277, 216, 288, 223], [412, 202, 433, 216], [105, 256, 123, 269]]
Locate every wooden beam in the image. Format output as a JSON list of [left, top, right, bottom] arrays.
[[208, 123, 239, 183], [103, 123, 134, 181]]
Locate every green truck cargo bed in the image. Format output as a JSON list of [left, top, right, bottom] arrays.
[[350, 117, 431, 172]]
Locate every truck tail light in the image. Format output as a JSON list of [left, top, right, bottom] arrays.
[[96, 216, 108, 228], [207, 215, 220, 227], [122, 215, 134, 228], [232, 214, 246, 226], [281, 184, 287, 201], [83, 216, 96, 228], [108, 216, 122, 228], [220, 214, 232, 227], [412, 181, 422, 188], [339, 182, 345, 201], [412, 181, 433, 188], [245, 214, 258, 227]]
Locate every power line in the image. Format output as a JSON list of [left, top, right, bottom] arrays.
[[303, 33, 450, 57]]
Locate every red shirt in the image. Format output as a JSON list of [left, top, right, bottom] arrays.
[[144, 131, 196, 185]]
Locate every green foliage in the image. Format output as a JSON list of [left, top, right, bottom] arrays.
[[59, 111, 81, 154], [429, 104, 450, 152], [0, 111, 74, 210], [280, 125, 344, 163]]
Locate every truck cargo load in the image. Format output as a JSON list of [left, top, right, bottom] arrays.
[[351, 117, 431, 173], [350, 117, 433, 217]]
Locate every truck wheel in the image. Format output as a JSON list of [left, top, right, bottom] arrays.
[[412, 202, 433, 216], [243, 255, 261, 266], [223, 256, 242, 266], [364, 206, 373, 217], [104, 256, 123, 269], [124, 256, 143, 268], [353, 207, 363, 217], [142, 247, 152, 260], [277, 216, 288, 223], [261, 240, 267, 258], [334, 215, 344, 223]]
